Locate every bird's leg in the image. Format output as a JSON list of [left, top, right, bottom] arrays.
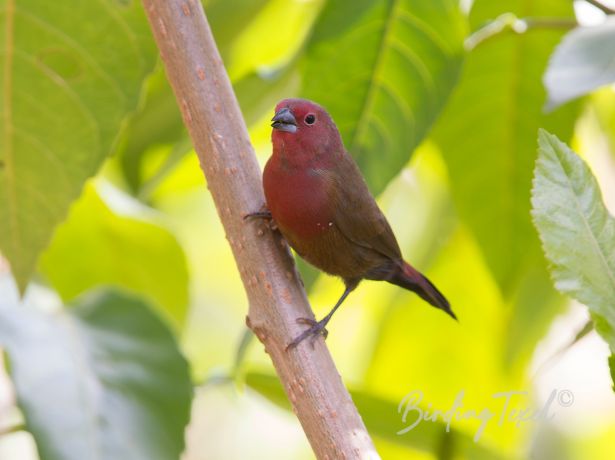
[[286, 280, 359, 350]]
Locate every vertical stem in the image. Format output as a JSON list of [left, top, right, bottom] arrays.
[[141, 1, 379, 458], [585, 0, 615, 15]]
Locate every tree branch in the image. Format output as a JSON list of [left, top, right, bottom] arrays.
[[141, 1, 379, 458], [465, 14, 577, 50], [585, 0, 615, 15]]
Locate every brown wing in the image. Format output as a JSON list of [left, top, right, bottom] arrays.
[[326, 150, 402, 262]]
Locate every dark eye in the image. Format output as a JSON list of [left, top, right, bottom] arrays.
[[304, 114, 316, 125]]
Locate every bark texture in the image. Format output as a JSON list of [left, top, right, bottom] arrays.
[[142, 1, 379, 458]]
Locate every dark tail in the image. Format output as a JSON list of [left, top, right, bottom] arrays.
[[389, 262, 456, 320]]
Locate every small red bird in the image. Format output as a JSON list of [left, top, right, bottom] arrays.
[[250, 98, 455, 349]]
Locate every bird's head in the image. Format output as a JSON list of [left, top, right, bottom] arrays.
[[270, 98, 343, 162]]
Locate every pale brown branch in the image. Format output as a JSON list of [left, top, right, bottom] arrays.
[[585, 0, 615, 15], [141, 1, 379, 458]]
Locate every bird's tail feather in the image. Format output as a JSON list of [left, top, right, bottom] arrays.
[[389, 262, 456, 320]]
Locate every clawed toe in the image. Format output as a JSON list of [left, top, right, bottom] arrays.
[[244, 210, 279, 231], [296, 317, 317, 326], [243, 210, 272, 221], [286, 318, 329, 350]]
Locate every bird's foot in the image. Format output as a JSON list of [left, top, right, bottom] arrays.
[[243, 210, 272, 220], [286, 317, 329, 350], [243, 209, 278, 230]]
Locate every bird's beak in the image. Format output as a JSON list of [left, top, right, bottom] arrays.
[[271, 107, 297, 133]]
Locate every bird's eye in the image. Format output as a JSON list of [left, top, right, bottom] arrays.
[[304, 114, 316, 125]]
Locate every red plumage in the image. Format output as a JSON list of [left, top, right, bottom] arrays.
[[256, 98, 455, 348]]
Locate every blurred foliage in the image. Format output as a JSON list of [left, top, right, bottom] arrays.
[[39, 184, 189, 329], [1, 0, 615, 460], [245, 371, 507, 459], [544, 17, 615, 109], [592, 87, 615, 156], [0, 0, 157, 291], [0, 286, 192, 460], [433, 0, 578, 294], [116, 65, 187, 195], [301, 0, 466, 194]]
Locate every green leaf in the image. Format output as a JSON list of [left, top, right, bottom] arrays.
[[532, 129, 615, 352], [117, 46, 298, 199], [246, 372, 506, 459], [0, 0, 157, 291], [301, 0, 466, 194], [234, 66, 300, 128], [0, 288, 193, 460], [503, 265, 565, 369], [39, 185, 189, 329], [544, 18, 615, 110], [433, 0, 578, 292], [220, 0, 322, 82], [295, 257, 320, 292], [592, 88, 615, 158], [364, 227, 526, 451], [116, 66, 187, 194], [205, 0, 271, 61], [231, 327, 254, 379]]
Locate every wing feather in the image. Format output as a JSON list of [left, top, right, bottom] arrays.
[[323, 151, 402, 262]]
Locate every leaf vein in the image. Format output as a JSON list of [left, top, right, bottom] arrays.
[[15, 6, 127, 104]]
